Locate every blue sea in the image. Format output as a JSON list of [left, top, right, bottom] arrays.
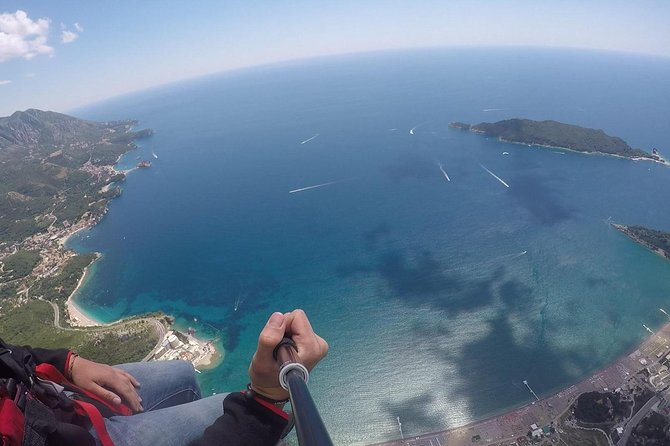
[[69, 48, 670, 444]]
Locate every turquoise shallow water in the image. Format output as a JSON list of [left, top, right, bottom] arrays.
[[69, 48, 670, 444]]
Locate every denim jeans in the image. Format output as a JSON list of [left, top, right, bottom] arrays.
[[92, 360, 227, 446]]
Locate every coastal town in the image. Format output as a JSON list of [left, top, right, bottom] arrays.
[[0, 110, 218, 370]]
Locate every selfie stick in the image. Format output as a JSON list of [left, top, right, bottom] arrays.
[[274, 338, 334, 446]]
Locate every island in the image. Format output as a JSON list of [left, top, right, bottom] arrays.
[[450, 118, 666, 163], [612, 224, 670, 261], [0, 109, 217, 368]]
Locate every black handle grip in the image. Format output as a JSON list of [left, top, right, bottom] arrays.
[[274, 337, 333, 446]]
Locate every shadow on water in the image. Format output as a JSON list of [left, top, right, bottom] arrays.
[[338, 246, 499, 316], [382, 392, 445, 435], [182, 270, 279, 351], [340, 224, 593, 425], [508, 173, 575, 225], [363, 223, 392, 249], [382, 153, 439, 182], [443, 313, 593, 420]]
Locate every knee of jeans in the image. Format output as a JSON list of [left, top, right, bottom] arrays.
[[170, 360, 202, 399]]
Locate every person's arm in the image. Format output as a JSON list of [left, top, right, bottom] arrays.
[[195, 392, 289, 446], [192, 310, 329, 446], [0, 337, 143, 412]]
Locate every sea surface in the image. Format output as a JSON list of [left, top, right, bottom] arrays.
[[69, 48, 670, 444]]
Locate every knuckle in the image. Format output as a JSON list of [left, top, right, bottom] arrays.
[[258, 333, 277, 347]]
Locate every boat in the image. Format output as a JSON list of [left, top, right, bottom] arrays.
[[137, 160, 152, 168]]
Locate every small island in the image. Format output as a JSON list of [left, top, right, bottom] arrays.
[[450, 118, 666, 163], [612, 224, 670, 261]]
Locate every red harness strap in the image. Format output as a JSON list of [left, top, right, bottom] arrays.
[[0, 392, 25, 446], [35, 363, 132, 416], [34, 363, 132, 446], [72, 400, 115, 446]]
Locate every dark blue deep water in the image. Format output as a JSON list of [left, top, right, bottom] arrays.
[[70, 48, 670, 444]]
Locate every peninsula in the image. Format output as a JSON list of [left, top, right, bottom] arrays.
[[612, 224, 670, 261], [450, 118, 666, 163], [0, 109, 217, 367]]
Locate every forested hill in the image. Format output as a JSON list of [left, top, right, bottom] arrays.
[[0, 109, 151, 243], [450, 118, 655, 160], [0, 109, 152, 151]]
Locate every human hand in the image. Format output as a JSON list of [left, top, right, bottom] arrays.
[[248, 309, 328, 401], [70, 356, 143, 413]]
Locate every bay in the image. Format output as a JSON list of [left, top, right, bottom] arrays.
[[70, 48, 670, 444]]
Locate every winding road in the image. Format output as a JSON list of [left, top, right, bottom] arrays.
[[47, 300, 167, 361]]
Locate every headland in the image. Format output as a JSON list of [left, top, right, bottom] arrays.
[[450, 119, 667, 164], [0, 109, 218, 368], [612, 224, 670, 262]]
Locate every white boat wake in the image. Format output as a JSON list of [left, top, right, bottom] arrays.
[[480, 164, 510, 188], [289, 180, 340, 194], [437, 163, 451, 182], [483, 108, 505, 112], [152, 151, 158, 159], [300, 133, 320, 145], [409, 122, 426, 135]]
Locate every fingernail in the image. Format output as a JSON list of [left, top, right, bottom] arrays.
[[113, 397, 121, 405], [268, 312, 283, 328], [138, 397, 143, 403]]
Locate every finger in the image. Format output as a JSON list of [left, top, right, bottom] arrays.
[[287, 309, 315, 339], [90, 382, 122, 406], [104, 375, 143, 412], [121, 370, 141, 389], [316, 334, 329, 356], [256, 312, 286, 359]]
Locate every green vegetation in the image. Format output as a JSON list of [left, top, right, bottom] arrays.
[[0, 250, 41, 282], [450, 118, 653, 159], [625, 225, 670, 259], [629, 412, 670, 445], [574, 391, 630, 424], [0, 300, 158, 365], [31, 253, 97, 302], [0, 109, 150, 242]]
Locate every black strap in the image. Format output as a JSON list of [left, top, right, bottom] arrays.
[[22, 399, 54, 446], [0, 348, 34, 389]]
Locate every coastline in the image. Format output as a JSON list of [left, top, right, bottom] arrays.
[[612, 223, 670, 261], [496, 137, 669, 166], [65, 252, 105, 327], [372, 320, 670, 445]]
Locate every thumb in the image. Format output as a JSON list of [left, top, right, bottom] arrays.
[[90, 383, 122, 406], [256, 312, 286, 359]]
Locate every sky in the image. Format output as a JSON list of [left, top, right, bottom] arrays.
[[0, 0, 668, 116]]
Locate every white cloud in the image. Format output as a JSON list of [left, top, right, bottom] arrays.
[[25, 72, 35, 78], [74, 22, 83, 33], [0, 79, 11, 85], [61, 30, 78, 43], [0, 10, 53, 62]]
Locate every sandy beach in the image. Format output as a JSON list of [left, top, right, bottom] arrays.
[[65, 253, 104, 327], [372, 320, 670, 445]]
